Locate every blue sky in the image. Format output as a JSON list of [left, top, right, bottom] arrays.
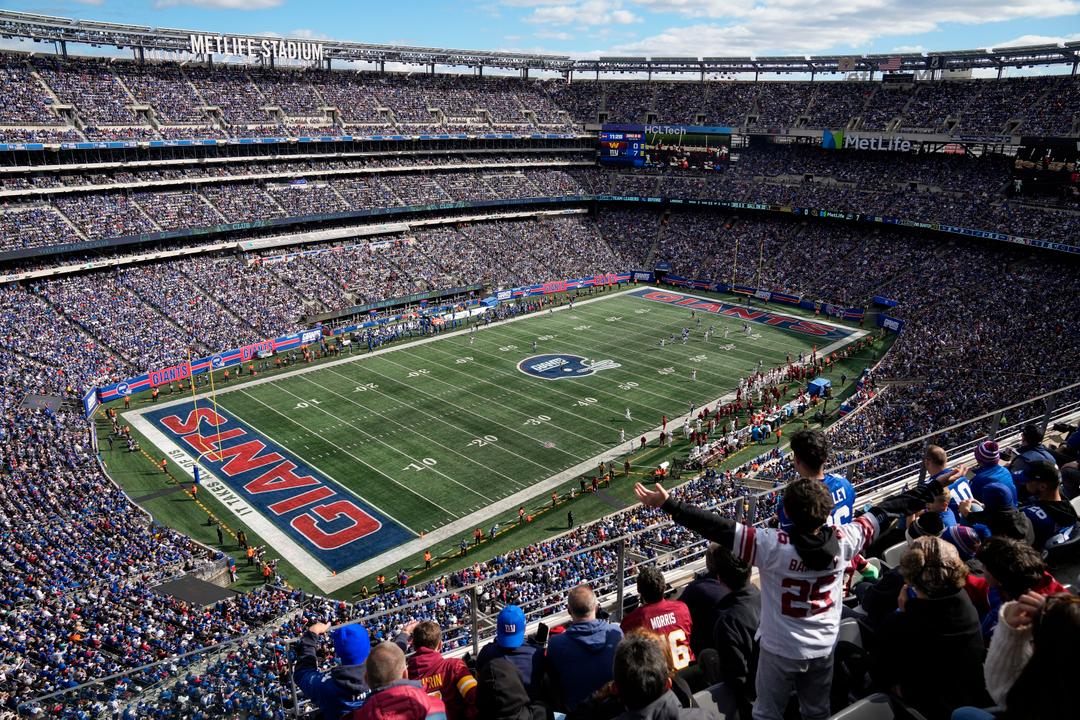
[[2, 0, 1078, 59]]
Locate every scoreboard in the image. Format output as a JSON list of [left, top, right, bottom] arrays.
[[598, 128, 645, 167], [599, 124, 732, 170]]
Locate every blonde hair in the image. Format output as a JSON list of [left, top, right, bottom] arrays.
[[900, 536, 967, 597]]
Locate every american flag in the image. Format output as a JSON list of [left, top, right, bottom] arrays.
[[878, 56, 901, 71]]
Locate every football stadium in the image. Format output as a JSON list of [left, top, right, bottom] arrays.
[[0, 5, 1079, 719]]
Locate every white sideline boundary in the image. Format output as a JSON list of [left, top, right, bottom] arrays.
[[126, 285, 866, 593]]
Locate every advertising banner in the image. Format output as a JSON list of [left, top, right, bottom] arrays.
[[98, 326, 322, 402]]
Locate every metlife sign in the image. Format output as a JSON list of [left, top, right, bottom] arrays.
[[822, 130, 916, 152], [189, 34, 325, 62]]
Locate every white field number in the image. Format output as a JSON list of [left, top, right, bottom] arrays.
[[576, 397, 598, 407], [605, 316, 622, 322], [499, 345, 518, 352], [404, 457, 438, 471], [690, 354, 707, 363], [618, 381, 639, 391], [407, 369, 430, 378], [537, 334, 556, 341], [634, 308, 650, 314], [294, 398, 322, 409], [353, 382, 378, 392], [523, 414, 551, 426], [468, 435, 499, 448], [456, 356, 474, 364], [658, 367, 675, 375], [573, 325, 591, 331]]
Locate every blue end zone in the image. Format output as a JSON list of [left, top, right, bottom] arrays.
[[144, 402, 413, 572], [630, 288, 853, 342]]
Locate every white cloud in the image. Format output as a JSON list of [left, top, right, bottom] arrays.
[[605, 0, 1080, 56], [535, 30, 574, 40], [993, 32, 1080, 47], [290, 28, 332, 40], [155, 0, 284, 9], [525, 0, 642, 26], [891, 44, 925, 53]]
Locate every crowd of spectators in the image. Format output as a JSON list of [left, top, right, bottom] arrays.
[[1, 53, 1077, 143], [0, 101, 1077, 717]]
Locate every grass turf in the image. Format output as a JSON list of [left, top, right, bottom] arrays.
[[105, 286, 882, 598]]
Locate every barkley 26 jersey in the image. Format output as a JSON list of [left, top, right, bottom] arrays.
[[731, 514, 877, 660]]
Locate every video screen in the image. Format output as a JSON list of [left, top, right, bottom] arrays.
[[643, 128, 730, 171]]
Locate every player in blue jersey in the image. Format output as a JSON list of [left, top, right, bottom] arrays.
[[1020, 461, 1078, 550], [777, 429, 855, 529], [920, 445, 975, 525]]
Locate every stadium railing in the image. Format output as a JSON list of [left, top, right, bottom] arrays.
[[22, 381, 1080, 718]]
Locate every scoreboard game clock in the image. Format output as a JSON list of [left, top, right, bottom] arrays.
[[598, 127, 645, 166]]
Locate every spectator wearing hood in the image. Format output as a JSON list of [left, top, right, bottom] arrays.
[[958, 483, 1033, 544], [1019, 461, 1078, 550], [968, 442, 1017, 505], [967, 537, 1067, 639], [476, 657, 548, 720], [476, 605, 543, 700], [874, 537, 990, 720], [350, 642, 447, 720], [295, 622, 371, 719], [1009, 424, 1057, 483], [544, 584, 623, 711]]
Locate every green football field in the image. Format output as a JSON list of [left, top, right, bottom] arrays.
[[127, 286, 863, 593]]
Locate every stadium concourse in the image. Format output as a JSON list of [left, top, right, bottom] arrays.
[[0, 16, 1079, 720]]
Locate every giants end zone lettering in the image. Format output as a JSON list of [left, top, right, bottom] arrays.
[[634, 289, 851, 341], [147, 403, 408, 569]]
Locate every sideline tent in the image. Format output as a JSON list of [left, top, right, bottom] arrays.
[[808, 378, 832, 397]]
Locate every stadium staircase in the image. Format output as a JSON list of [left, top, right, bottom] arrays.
[[50, 202, 90, 242], [195, 190, 230, 223], [31, 287, 131, 370], [645, 210, 668, 268], [178, 262, 260, 330], [131, 198, 164, 232]]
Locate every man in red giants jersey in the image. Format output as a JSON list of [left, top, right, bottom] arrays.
[[620, 565, 694, 670], [406, 621, 478, 719]]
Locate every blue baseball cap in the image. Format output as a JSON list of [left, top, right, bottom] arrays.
[[496, 605, 526, 648], [332, 623, 371, 666]]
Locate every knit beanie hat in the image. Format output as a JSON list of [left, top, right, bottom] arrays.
[[974, 441, 1000, 466]]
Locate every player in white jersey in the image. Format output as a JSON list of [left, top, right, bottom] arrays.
[[724, 327, 730, 340], [620, 428, 625, 444], [691, 369, 697, 381], [635, 471, 945, 720], [625, 407, 633, 422], [659, 338, 665, 349], [532, 340, 537, 352], [469, 335, 474, 345]]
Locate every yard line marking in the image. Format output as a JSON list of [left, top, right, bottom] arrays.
[[371, 350, 617, 443], [421, 335, 675, 417], [318, 364, 564, 475], [133, 285, 649, 418], [265, 382, 496, 507], [295, 372, 534, 490], [234, 389, 460, 520]]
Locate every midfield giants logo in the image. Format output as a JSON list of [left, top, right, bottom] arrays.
[[517, 354, 621, 380]]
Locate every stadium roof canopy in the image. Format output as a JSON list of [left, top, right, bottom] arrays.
[[1, 9, 1077, 76]]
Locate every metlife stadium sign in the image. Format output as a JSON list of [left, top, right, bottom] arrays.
[[189, 34, 325, 62], [822, 130, 915, 152]]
